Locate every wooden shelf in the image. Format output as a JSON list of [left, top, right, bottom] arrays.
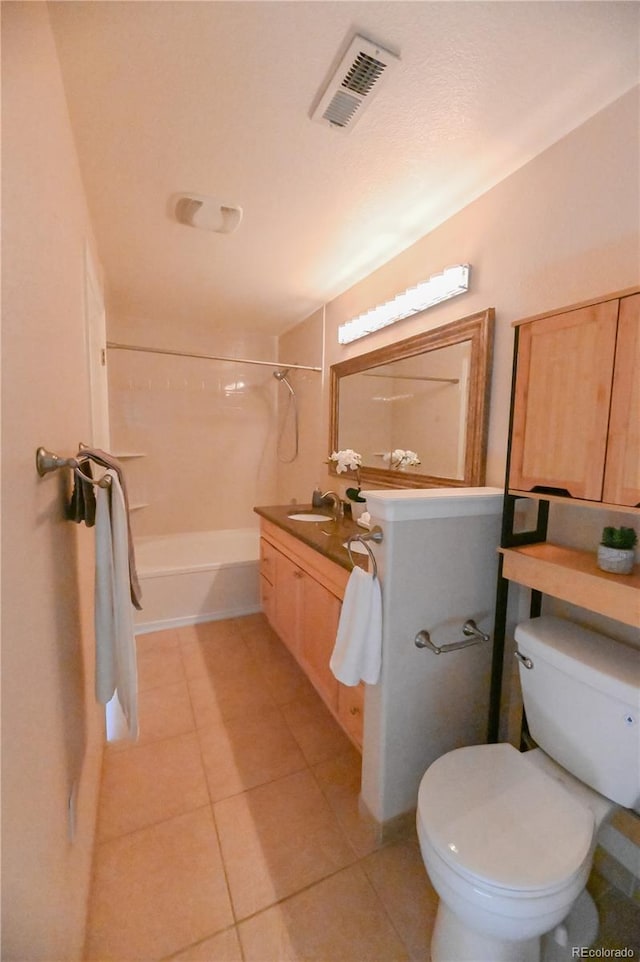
[[509, 489, 640, 516], [499, 543, 640, 627]]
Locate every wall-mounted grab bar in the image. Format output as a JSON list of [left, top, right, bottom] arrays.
[[414, 619, 490, 654], [346, 526, 383, 579]]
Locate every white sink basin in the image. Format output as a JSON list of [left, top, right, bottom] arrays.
[[287, 513, 331, 522]]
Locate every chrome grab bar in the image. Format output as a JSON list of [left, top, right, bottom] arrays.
[[346, 526, 383, 579], [414, 619, 490, 654]]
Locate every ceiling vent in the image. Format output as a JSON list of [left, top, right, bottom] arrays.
[[173, 193, 243, 234], [311, 34, 400, 131]]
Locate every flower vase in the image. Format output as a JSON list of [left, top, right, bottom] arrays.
[[350, 500, 368, 524]]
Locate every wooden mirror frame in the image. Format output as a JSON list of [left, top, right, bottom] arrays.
[[329, 308, 494, 490]]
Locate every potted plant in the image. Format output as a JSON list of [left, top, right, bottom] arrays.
[[329, 449, 368, 521], [597, 526, 637, 574]]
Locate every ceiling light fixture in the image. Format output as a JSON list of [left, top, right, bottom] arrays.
[[338, 265, 471, 345], [173, 193, 243, 234]]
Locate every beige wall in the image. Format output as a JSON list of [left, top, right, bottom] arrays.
[[1, 5, 104, 958], [277, 87, 639, 506], [107, 321, 280, 536]]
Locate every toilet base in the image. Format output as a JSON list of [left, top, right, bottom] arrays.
[[431, 902, 540, 962], [430, 890, 599, 962]]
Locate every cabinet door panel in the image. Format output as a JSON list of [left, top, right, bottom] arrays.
[[273, 552, 302, 656], [299, 576, 340, 709], [509, 301, 619, 499], [603, 293, 640, 507], [337, 683, 364, 749]]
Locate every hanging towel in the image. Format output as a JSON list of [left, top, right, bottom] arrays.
[[66, 460, 97, 526], [95, 470, 139, 741], [79, 447, 142, 610], [330, 566, 382, 686]]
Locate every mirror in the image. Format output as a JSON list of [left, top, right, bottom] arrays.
[[330, 309, 494, 489]]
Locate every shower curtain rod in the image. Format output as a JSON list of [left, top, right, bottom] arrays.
[[106, 341, 322, 372]]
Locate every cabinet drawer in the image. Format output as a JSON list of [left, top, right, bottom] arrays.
[[260, 537, 279, 585], [337, 683, 364, 750]]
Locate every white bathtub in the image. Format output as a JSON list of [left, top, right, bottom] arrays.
[[133, 528, 261, 633]]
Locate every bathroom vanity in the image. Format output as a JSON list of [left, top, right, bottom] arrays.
[[256, 489, 505, 834], [254, 505, 368, 748]]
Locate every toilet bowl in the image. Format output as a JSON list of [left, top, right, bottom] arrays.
[[416, 743, 603, 962], [415, 616, 639, 962]]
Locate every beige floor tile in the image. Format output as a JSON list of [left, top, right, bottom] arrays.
[[592, 886, 640, 952], [138, 645, 186, 692], [106, 681, 196, 753], [163, 926, 243, 961], [180, 634, 254, 681], [214, 769, 356, 919], [282, 691, 353, 765], [255, 646, 317, 706], [238, 863, 411, 962], [361, 836, 438, 961], [98, 732, 209, 840], [86, 807, 233, 962], [198, 706, 307, 801], [136, 628, 181, 656], [178, 618, 246, 651], [187, 664, 276, 727], [313, 747, 382, 857]]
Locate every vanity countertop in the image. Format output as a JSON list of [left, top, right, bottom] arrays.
[[254, 504, 368, 571]]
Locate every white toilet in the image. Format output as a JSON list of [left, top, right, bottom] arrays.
[[416, 615, 640, 962]]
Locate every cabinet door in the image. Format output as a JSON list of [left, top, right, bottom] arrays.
[[273, 552, 303, 657], [509, 301, 619, 500], [298, 575, 340, 710], [603, 293, 640, 507], [337, 683, 364, 749]]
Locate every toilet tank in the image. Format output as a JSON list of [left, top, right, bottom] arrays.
[[515, 616, 640, 810]]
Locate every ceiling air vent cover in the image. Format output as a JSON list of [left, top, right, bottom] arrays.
[[311, 34, 400, 131]]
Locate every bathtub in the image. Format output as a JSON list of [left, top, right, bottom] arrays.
[[133, 528, 261, 633]]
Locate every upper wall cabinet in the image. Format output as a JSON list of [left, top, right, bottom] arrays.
[[509, 289, 640, 508]]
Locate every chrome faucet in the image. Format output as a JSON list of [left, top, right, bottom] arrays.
[[321, 490, 344, 521]]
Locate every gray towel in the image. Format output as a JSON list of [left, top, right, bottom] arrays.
[[77, 447, 142, 611], [66, 460, 96, 526]]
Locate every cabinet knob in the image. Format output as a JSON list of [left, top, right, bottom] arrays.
[[349, 706, 360, 716], [293, 570, 304, 580]]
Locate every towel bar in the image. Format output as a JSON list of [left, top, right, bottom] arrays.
[[414, 619, 490, 654], [345, 526, 383, 579], [36, 446, 112, 488]]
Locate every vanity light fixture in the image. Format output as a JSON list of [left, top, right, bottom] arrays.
[[338, 264, 470, 345]]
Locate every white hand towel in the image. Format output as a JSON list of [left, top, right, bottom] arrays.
[[330, 567, 382, 686], [95, 471, 139, 741]]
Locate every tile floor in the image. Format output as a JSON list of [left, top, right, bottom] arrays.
[[85, 614, 640, 961]]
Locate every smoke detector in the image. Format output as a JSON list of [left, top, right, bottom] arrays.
[[173, 193, 243, 234], [311, 34, 400, 131]]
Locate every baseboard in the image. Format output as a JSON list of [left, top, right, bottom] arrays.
[[134, 603, 262, 635]]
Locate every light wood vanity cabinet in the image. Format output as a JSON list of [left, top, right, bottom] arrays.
[[259, 519, 364, 749], [509, 290, 640, 507]]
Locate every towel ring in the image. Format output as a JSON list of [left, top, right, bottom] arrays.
[[346, 526, 383, 580]]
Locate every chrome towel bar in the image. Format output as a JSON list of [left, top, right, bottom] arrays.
[[36, 446, 112, 488], [414, 619, 490, 654]]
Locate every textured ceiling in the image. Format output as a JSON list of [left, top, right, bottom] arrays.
[[49, 1, 639, 337]]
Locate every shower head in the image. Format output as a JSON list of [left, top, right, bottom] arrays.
[[273, 368, 295, 396]]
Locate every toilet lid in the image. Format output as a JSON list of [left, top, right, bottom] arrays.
[[418, 744, 594, 894]]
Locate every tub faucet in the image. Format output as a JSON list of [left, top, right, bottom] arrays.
[[321, 491, 344, 521]]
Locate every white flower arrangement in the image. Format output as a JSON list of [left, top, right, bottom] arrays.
[[329, 449, 362, 474], [383, 448, 421, 469], [328, 449, 365, 502]]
